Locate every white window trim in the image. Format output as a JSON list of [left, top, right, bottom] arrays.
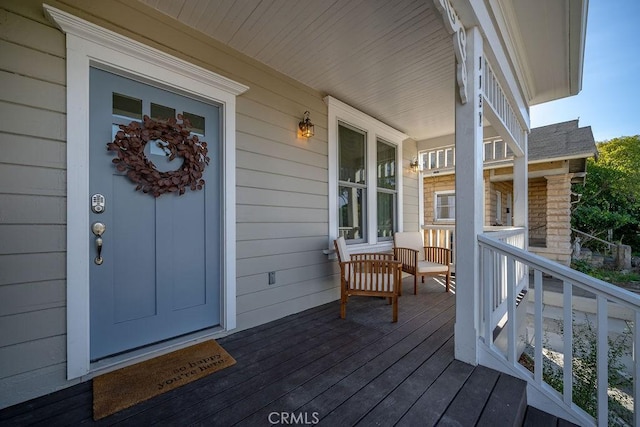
[[326, 96, 408, 252], [44, 5, 248, 380], [434, 190, 456, 223]]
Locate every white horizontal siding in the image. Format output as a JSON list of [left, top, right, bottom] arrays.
[[0, 307, 66, 347], [0, 3, 70, 408], [0, 335, 66, 378], [403, 139, 420, 231], [0, 194, 66, 224], [0, 280, 65, 316]]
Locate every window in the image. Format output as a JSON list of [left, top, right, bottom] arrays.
[[328, 96, 406, 248], [338, 123, 367, 242], [435, 191, 455, 221], [376, 139, 397, 240], [421, 146, 454, 171]]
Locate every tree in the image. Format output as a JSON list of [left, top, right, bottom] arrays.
[[572, 135, 640, 252]]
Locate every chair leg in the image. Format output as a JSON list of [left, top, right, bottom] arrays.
[[445, 272, 450, 293], [414, 274, 418, 295], [391, 296, 398, 322], [340, 289, 347, 319]]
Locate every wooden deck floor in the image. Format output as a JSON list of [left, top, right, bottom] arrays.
[[1, 277, 562, 426]]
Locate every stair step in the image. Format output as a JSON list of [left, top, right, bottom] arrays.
[[523, 406, 580, 426], [477, 372, 527, 426]]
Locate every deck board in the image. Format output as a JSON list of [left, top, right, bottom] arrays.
[[1, 277, 541, 426]]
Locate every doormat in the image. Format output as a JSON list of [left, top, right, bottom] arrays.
[[92, 340, 236, 420]]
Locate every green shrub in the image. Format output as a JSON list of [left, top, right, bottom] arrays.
[[542, 314, 632, 425]]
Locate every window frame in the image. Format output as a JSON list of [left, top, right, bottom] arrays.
[[434, 190, 456, 222], [327, 96, 407, 251]]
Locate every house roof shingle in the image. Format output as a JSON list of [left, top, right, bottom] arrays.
[[528, 119, 597, 162]]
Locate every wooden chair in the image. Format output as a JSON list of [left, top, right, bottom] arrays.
[[393, 231, 451, 295], [333, 237, 402, 322]]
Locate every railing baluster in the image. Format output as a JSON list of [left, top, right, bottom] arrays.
[[534, 269, 543, 385], [563, 281, 573, 405], [507, 255, 516, 363], [596, 295, 608, 426], [483, 245, 493, 344]]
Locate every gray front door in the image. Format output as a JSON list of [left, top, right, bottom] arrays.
[[89, 67, 221, 360]]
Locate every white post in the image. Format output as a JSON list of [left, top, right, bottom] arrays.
[[513, 131, 528, 246], [454, 26, 483, 365]]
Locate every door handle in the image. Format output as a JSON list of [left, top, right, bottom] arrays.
[[92, 222, 106, 265]]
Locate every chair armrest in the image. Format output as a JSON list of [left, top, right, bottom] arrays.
[[393, 247, 419, 270]]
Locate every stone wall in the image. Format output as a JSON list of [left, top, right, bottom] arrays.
[[528, 177, 547, 245], [544, 174, 573, 265]]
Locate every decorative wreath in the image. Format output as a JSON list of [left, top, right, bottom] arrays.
[[107, 114, 210, 197]]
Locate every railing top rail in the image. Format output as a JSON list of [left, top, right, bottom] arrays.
[[482, 226, 525, 239], [571, 228, 616, 248], [478, 233, 640, 309], [422, 224, 456, 231]]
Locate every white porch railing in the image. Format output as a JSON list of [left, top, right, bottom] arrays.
[[478, 232, 640, 426], [483, 228, 527, 333]]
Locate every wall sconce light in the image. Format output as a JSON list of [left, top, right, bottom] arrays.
[[410, 157, 421, 173], [299, 111, 315, 138]]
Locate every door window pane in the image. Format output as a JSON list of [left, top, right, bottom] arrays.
[[339, 186, 365, 241], [339, 124, 366, 184], [183, 111, 205, 135], [377, 139, 396, 190], [113, 93, 142, 120], [151, 103, 176, 121], [377, 192, 395, 239]]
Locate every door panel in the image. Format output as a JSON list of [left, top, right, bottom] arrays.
[[89, 67, 221, 360]]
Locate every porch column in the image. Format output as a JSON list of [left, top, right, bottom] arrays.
[[545, 173, 573, 265], [513, 132, 528, 244], [454, 26, 483, 365]]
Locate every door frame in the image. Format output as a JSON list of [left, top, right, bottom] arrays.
[[44, 5, 248, 380]]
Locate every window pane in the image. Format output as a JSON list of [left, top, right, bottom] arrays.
[[484, 142, 493, 161], [339, 124, 366, 184], [377, 192, 395, 239], [494, 141, 505, 159], [151, 103, 176, 121], [339, 186, 365, 241], [183, 111, 205, 135], [377, 139, 396, 190], [113, 93, 142, 120], [429, 152, 437, 169], [446, 148, 454, 167], [436, 193, 455, 220]]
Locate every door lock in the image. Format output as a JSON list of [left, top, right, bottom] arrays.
[[91, 193, 105, 213], [92, 222, 106, 265]]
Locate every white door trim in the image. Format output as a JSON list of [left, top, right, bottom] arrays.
[[44, 4, 248, 380]]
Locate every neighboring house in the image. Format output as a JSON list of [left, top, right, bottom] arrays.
[[419, 120, 597, 265], [1, 0, 599, 422]]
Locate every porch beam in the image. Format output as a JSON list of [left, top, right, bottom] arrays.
[[454, 26, 483, 365]]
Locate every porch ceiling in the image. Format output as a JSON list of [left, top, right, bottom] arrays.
[[138, 0, 455, 141]]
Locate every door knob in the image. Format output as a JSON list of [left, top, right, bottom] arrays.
[[92, 222, 106, 265]]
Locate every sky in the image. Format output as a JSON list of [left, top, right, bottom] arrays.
[[529, 0, 640, 142]]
